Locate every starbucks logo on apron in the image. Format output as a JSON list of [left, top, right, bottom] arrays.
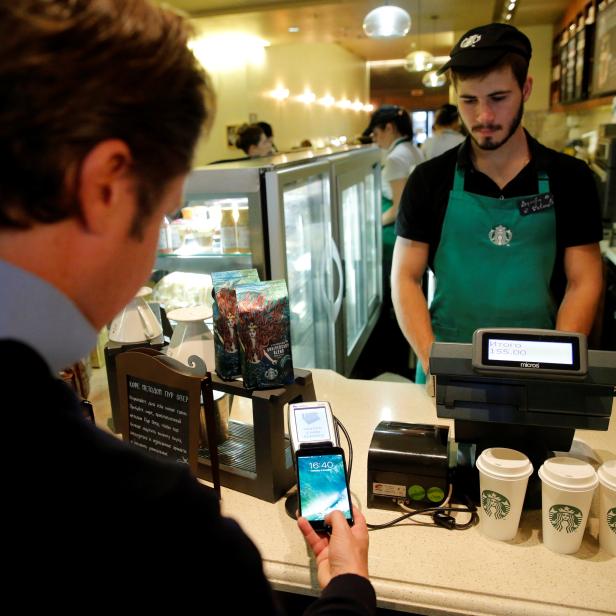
[[489, 225, 512, 246], [608, 507, 616, 534], [549, 504, 583, 533], [481, 490, 511, 519]]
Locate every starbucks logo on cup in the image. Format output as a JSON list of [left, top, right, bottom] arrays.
[[481, 490, 511, 519], [549, 504, 583, 533], [608, 507, 616, 534]]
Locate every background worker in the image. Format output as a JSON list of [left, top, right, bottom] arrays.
[[422, 104, 465, 160], [358, 105, 423, 378], [0, 1, 375, 612], [236, 122, 274, 157], [392, 23, 603, 384]]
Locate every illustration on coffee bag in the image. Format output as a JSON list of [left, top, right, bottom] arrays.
[[211, 269, 260, 379], [236, 279, 294, 389]]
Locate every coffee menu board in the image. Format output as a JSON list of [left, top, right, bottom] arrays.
[[116, 349, 204, 475], [127, 376, 190, 464], [593, 1, 616, 96]]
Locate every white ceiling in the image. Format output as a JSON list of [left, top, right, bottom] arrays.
[[161, 0, 571, 61]]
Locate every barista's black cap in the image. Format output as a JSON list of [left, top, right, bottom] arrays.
[[363, 104, 405, 136], [437, 23, 531, 75]]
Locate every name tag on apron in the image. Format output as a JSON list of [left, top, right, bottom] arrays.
[[518, 193, 554, 216]]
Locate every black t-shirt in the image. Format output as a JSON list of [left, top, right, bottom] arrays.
[[396, 131, 602, 301]]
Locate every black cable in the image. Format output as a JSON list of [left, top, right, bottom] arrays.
[[334, 415, 353, 478], [366, 504, 478, 531]]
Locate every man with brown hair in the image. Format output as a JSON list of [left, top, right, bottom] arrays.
[[392, 23, 603, 383], [236, 123, 274, 157], [0, 2, 374, 613]]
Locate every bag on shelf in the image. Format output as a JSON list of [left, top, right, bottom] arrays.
[[236, 279, 294, 389], [211, 269, 260, 380]]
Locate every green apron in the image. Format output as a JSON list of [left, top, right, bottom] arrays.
[[416, 163, 556, 383]]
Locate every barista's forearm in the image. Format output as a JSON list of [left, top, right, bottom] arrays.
[[392, 277, 434, 372]]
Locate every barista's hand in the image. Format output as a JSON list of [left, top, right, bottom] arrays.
[[297, 506, 369, 589]]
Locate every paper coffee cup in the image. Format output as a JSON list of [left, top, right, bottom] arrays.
[[538, 456, 598, 555], [597, 460, 616, 556], [476, 448, 533, 541]]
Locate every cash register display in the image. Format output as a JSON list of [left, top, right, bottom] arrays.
[[472, 329, 587, 376]]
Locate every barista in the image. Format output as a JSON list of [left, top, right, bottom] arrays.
[[364, 105, 424, 377], [392, 23, 604, 383]]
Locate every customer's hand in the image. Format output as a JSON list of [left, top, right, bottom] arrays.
[[297, 506, 369, 589]]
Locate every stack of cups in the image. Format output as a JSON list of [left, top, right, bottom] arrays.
[[538, 457, 598, 554], [597, 460, 616, 556], [476, 448, 533, 541]]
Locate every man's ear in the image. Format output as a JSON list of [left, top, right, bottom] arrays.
[[77, 140, 134, 235], [522, 76, 533, 103]]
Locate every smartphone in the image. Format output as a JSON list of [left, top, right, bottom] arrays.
[[288, 401, 338, 452], [296, 446, 354, 532]]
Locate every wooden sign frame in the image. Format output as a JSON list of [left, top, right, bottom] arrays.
[[116, 348, 220, 497]]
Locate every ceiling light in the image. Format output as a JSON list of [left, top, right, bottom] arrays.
[[405, 50, 434, 72], [288, 26, 300, 33], [363, 5, 411, 39], [270, 86, 289, 101], [318, 94, 335, 107], [422, 70, 447, 88]]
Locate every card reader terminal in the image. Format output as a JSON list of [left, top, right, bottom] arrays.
[[288, 401, 338, 452]]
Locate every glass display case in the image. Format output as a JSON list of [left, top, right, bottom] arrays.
[[153, 145, 382, 375]]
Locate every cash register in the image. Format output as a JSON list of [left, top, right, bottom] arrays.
[[367, 328, 615, 510]]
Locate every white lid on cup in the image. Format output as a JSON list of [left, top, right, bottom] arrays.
[[476, 447, 533, 480], [597, 460, 616, 491], [538, 456, 598, 492]]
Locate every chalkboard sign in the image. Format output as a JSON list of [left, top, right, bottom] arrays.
[[593, 1, 616, 96], [116, 349, 220, 496], [126, 376, 190, 464]]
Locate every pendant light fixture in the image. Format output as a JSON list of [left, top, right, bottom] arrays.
[[404, 0, 434, 72], [363, 4, 411, 39], [422, 70, 447, 88]]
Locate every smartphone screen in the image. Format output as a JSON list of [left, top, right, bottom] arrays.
[[296, 446, 354, 532]]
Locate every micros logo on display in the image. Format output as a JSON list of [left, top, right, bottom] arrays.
[[608, 507, 616, 534], [461, 34, 482, 48], [481, 490, 511, 519], [549, 504, 583, 533], [489, 225, 512, 246]]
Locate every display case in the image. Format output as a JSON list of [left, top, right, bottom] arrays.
[[153, 145, 383, 376]]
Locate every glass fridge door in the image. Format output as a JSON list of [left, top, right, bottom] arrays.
[[265, 160, 337, 370], [332, 148, 382, 375]]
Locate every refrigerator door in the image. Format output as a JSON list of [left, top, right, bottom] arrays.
[[265, 160, 337, 370], [331, 148, 382, 375]]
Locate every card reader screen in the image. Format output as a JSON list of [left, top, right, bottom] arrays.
[[488, 338, 573, 365], [296, 406, 331, 443], [481, 332, 581, 371]]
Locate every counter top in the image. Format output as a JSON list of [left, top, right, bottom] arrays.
[[90, 367, 616, 615]]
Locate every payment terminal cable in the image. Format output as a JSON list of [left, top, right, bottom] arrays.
[[334, 415, 353, 477], [334, 415, 478, 532], [365, 486, 478, 532]]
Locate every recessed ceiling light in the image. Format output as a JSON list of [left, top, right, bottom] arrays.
[[288, 26, 300, 33]]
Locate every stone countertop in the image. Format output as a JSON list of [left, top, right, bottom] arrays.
[[90, 367, 616, 615]]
